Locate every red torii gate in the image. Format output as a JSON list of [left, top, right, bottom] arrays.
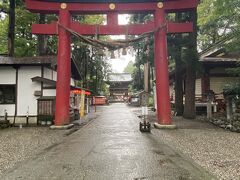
[[25, 0, 198, 127]]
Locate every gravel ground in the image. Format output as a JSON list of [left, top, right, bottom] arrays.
[[0, 108, 100, 176], [132, 107, 240, 180], [1, 107, 239, 179], [0, 126, 68, 175]]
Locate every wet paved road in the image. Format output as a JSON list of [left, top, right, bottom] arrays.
[[2, 103, 214, 180]]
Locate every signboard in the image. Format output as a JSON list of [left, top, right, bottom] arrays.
[[141, 92, 148, 106], [37, 0, 161, 2], [80, 90, 85, 118]]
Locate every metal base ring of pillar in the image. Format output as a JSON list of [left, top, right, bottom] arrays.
[[154, 123, 177, 130]]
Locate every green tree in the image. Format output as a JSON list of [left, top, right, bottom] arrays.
[[0, 17, 8, 54], [129, 14, 154, 92], [0, 1, 38, 56], [8, 0, 15, 56], [14, 6, 38, 57], [183, 9, 198, 119], [0, 2, 111, 95], [0, 1, 59, 56], [71, 14, 111, 95], [37, 14, 47, 55], [124, 61, 135, 74], [198, 0, 240, 106], [167, 13, 186, 116], [0, 0, 10, 55], [198, 0, 240, 51]]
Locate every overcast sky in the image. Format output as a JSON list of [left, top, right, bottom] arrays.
[[109, 52, 135, 73]]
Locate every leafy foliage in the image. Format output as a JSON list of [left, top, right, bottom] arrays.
[[0, 2, 111, 95], [0, 0, 9, 15], [0, 17, 8, 54], [198, 0, 240, 51], [123, 60, 134, 74], [224, 83, 240, 96], [71, 15, 111, 95], [198, 0, 240, 93], [14, 7, 38, 56]]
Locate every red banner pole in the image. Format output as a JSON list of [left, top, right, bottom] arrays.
[[55, 9, 71, 126]]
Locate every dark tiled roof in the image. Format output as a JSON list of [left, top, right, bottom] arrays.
[[31, 76, 92, 92], [31, 76, 56, 85], [199, 57, 240, 63]]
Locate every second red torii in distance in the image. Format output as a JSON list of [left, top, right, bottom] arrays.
[[25, 0, 198, 127]]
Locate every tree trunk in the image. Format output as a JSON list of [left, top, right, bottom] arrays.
[[144, 62, 149, 92], [138, 65, 142, 90], [38, 14, 48, 55], [8, 0, 15, 56], [173, 13, 184, 115], [174, 50, 184, 116], [183, 9, 198, 119], [183, 63, 196, 119], [95, 69, 98, 94]]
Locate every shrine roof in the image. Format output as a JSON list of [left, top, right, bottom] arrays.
[[199, 57, 240, 63], [108, 73, 132, 82]]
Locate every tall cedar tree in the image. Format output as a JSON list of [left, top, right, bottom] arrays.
[[38, 14, 47, 55], [173, 13, 184, 116], [8, 0, 15, 56], [183, 9, 198, 119]]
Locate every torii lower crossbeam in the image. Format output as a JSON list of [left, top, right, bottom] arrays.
[[32, 21, 193, 35]]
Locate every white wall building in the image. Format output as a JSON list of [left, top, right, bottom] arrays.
[[0, 56, 81, 124]]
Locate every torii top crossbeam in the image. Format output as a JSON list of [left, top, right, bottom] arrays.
[[26, 0, 197, 14], [26, 0, 198, 36], [25, 0, 198, 126]]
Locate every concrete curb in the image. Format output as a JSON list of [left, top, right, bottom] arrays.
[[50, 124, 74, 130], [72, 114, 98, 126], [154, 123, 177, 129]]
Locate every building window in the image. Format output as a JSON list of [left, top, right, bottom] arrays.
[[0, 85, 16, 104]]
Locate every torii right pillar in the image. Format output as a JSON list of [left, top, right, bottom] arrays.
[[154, 7, 175, 129]]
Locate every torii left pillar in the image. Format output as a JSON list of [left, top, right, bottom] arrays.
[[153, 8, 176, 129], [55, 9, 71, 126]]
